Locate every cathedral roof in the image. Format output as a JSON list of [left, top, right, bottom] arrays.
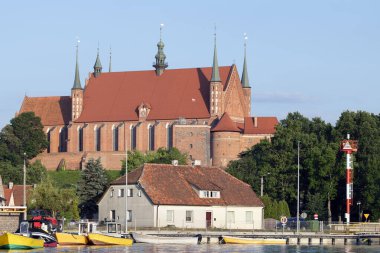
[[211, 112, 240, 132], [242, 117, 278, 134], [109, 163, 263, 207], [75, 66, 232, 123], [19, 96, 72, 126]]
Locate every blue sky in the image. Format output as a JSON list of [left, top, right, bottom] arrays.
[[0, 1, 379, 128]]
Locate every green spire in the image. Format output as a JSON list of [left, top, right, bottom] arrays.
[[211, 30, 221, 82], [241, 34, 250, 88], [72, 41, 82, 89], [93, 46, 102, 78], [153, 24, 168, 76]]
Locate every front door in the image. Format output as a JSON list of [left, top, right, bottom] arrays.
[[206, 212, 212, 228]]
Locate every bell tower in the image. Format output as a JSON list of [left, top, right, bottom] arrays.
[[71, 41, 83, 121]]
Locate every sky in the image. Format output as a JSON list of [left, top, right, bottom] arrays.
[[0, 0, 379, 128]]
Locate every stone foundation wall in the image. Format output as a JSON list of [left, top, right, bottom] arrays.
[[0, 213, 21, 233]]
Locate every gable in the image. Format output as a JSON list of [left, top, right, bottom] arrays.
[[223, 66, 248, 119]]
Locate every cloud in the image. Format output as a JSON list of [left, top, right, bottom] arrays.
[[254, 92, 315, 104]]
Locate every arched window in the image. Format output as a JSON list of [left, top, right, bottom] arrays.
[[130, 125, 137, 150], [78, 126, 83, 152], [94, 125, 101, 151], [166, 123, 173, 149], [112, 125, 119, 151], [148, 124, 155, 151], [59, 126, 68, 152], [46, 128, 51, 153]]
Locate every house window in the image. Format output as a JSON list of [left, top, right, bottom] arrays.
[[167, 210, 174, 223], [137, 190, 142, 197], [148, 124, 155, 151], [227, 211, 235, 224], [118, 189, 124, 197], [113, 126, 119, 151], [110, 210, 116, 222], [110, 189, 114, 198], [186, 210, 193, 222], [127, 189, 133, 197], [246, 211, 253, 224], [127, 210, 132, 222], [78, 127, 83, 152]]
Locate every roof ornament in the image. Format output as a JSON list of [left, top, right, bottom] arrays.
[[109, 46, 112, 72], [241, 33, 250, 88], [211, 24, 221, 82], [72, 38, 82, 90], [153, 23, 168, 76]]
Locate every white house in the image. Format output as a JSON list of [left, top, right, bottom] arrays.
[[97, 163, 264, 230]]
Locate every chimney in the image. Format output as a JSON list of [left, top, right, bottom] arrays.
[[254, 117, 258, 127], [8, 182, 13, 189]]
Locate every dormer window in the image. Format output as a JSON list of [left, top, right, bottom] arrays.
[[200, 190, 220, 199], [137, 102, 151, 121]]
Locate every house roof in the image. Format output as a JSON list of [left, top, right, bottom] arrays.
[[211, 112, 241, 132], [242, 117, 278, 135], [3, 185, 33, 206], [19, 96, 72, 126], [111, 163, 263, 207], [76, 66, 232, 123]]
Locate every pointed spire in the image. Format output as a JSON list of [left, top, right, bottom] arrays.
[[241, 33, 250, 88], [72, 40, 82, 90], [153, 24, 168, 76], [211, 26, 221, 82], [93, 44, 102, 78], [109, 46, 112, 72]]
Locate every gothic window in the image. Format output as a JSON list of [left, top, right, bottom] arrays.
[[59, 126, 68, 152], [112, 125, 119, 151], [46, 129, 51, 153], [95, 125, 101, 151], [166, 123, 173, 149], [130, 125, 137, 150], [148, 124, 155, 151], [78, 127, 83, 152]]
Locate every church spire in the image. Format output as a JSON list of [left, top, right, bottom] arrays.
[[72, 40, 82, 90], [93, 45, 102, 78], [109, 46, 112, 72], [241, 33, 250, 88], [153, 24, 168, 76], [211, 27, 221, 82]]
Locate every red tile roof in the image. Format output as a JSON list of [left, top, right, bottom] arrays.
[[211, 112, 241, 132], [76, 66, 232, 123], [19, 96, 72, 126], [2, 185, 33, 206], [243, 117, 278, 135], [111, 163, 263, 207]]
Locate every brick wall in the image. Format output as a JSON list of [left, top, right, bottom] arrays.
[[211, 131, 240, 168], [0, 213, 21, 233]]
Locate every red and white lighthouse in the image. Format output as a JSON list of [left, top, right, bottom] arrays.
[[340, 134, 358, 224]]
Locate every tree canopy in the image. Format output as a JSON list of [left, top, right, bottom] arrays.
[[227, 111, 380, 221]]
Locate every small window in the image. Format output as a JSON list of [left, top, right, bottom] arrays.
[[190, 144, 193, 148], [138, 190, 142, 197], [127, 210, 132, 222], [246, 211, 253, 224], [186, 210, 193, 223], [167, 210, 174, 223], [110, 189, 114, 198], [118, 189, 124, 197], [127, 189, 133, 197]]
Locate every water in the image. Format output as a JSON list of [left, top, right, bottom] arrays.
[[1, 244, 379, 253]]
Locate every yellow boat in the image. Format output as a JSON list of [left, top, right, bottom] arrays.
[[0, 232, 44, 249], [222, 235, 286, 244], [55, 232, 89, 245], [87, 233, 133, 246]]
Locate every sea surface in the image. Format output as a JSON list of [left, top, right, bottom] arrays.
[[1, 244, 379, 253]]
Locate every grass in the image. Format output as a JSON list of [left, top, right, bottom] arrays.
[[47, 170, 122, 189]]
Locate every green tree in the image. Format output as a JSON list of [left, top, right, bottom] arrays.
[[77, 158, 108, 218], [27, 160, 48, 184], [0, 161, 22, 184]]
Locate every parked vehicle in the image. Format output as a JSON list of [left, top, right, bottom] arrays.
[[28, 210, 59, 233]]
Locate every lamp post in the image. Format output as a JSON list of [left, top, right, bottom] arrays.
[[357, 201, 361, 222], [23, 153, 26, 220], [297, 141, 300, 235], [260, 173, 270, 197]]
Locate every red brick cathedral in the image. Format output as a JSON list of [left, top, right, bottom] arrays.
[[19, 34, 278, 170]]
